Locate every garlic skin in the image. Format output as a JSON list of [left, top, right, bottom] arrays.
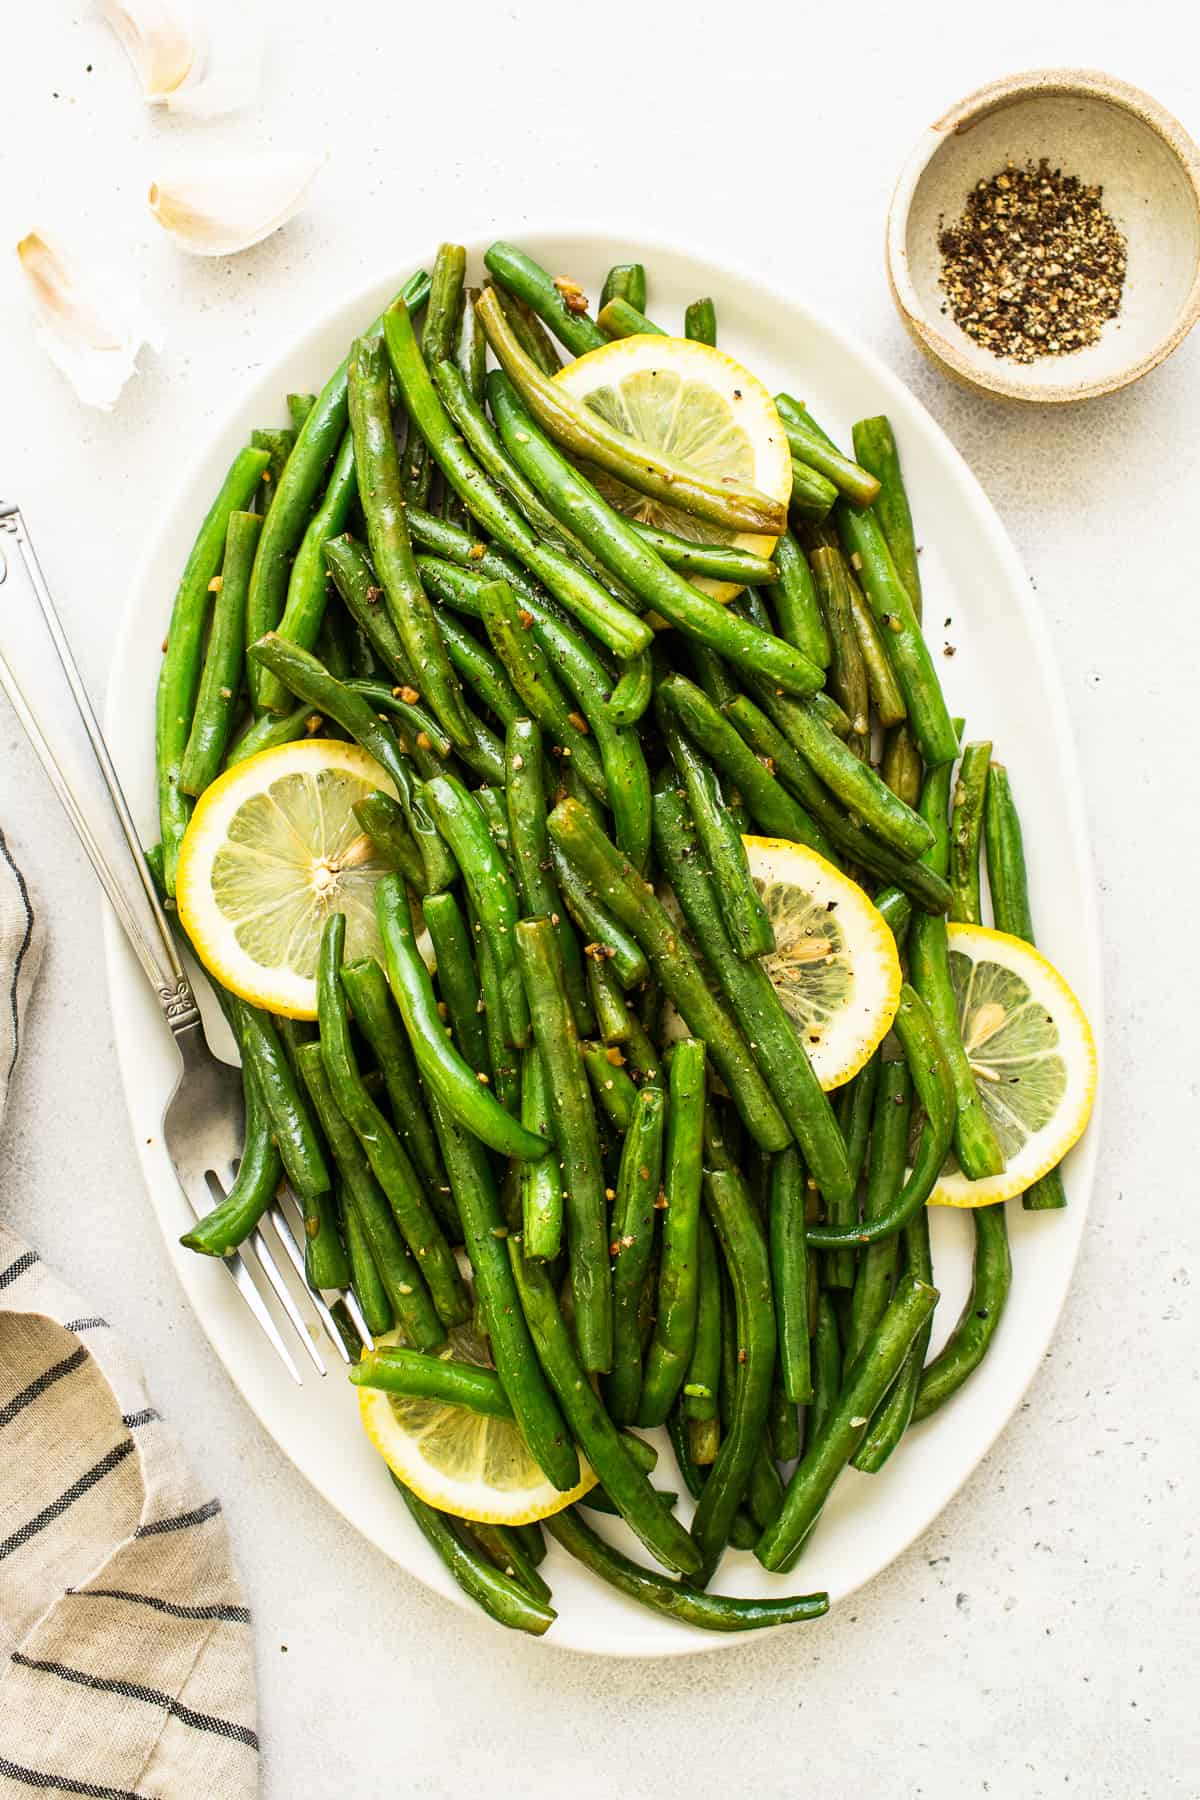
[[16, 233, 164, 410], [97, 0, 263, 117], [148, 153, 322, 257]]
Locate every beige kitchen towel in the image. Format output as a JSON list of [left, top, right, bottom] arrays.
[[0, 830, 258, 1799]]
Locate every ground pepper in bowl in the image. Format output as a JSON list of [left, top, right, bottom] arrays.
[[938, 159, 1127, 363]]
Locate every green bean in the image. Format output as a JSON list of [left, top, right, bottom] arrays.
[[656, 675, 832, 858], [764, 530, 830, 670], [390, 1475, 555, 1635], [637, 1038, 706, 1427], [690, 1167, 777, 1581], [807, 1290, 841, 1449], [427, 1086, 580, 1496], [514, 917, 612, 1373], [549, 1506, 827, 1631], [722, 695, 954, 913], [769, 1147, 811, 1404], [421, 892, 491, 1085], [651, 782, 852, 1202], [249, 428, 293, 522], [810, 547, 870, 744], [504, 718, 595, 1036], [220, 995, 328, 1201], [625, 526, 775, 587], [348, 334, 471, 749], [489, 280, 566, 376], [822, 1054, 880, 1289], [806, 985, 954, 1248], [605, 651, 654, 727], [983, 765, 1067, 1210], [322, 534, 414, 687], [913, 1202, 1012, 1420], [250, 632, 456, 893], [513, 1521, 548, 1570], [422, 771, 529, 1048], [439, 609, 523, 727], [467, 1520, 554, 1607], [950, 742, 992, 924], [179, 510, 262, 797], [318, 917, 467, 1326], [473, 919, 520, 1115], [350, 1347, 514, 1415], [224, 702, 321, 768], [580, 1043, 635, 1131], [600, 262, 648, 313], [605, 1087, 666, 1424], [343, 679, 452, 759], [716, 1269, 784, 1531], [837, 503, 956, 765], [550, 846, 649, 989], [487, 372, 825, 695], [478, 289, 787, 539], [376, 876, 547, 1159], [909, 758, 1005, 1182], [852, 1196, 934, 1471], [245, 270, 430, 707], [384, 303, 651, 660], [340, 957, 453, 1229], [759, 1272, 940, 1569], [774, 396, 881, 509], [256, 425, 360, 714], [881, 721, 923, 810], [483, 241, 608, 357], [851, 417, 923, 619], [873, 884, 912, 949], [296, 1042, 442, 1348], [476, 579, 607, 797], [788, 460, 839, 524], [548, 797, 789, 1152], [684, 297, 717, 345], [156, 445, 271, 889], [844, 1059, 911, 1366], [451, 283, 486, 405], [342, 1192, 393, 1335], [400, 244, 466, 509], [596, 296, 665, 339], [586, 953, 631, 1045], [507, 1241, 701, 1576], [351, 790, 425, 890], [180, 1064, 281, 1256], [663, 722, 775, 961], [518, 1049, 562, 1260], [287, 393, 316, 433]]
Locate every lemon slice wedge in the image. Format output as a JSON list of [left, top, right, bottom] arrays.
[[175, 738, 396, 1019], [357, 1324, 596, 1525], [554, 333, 791, 601], [930, 924, 1097, 1207]]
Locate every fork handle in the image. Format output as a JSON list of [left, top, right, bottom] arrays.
[[0, 503, 199, 1035]]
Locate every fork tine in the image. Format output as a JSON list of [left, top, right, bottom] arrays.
[[222, 1244, 305, 1386], [341, 1289, 376, 1355], [267, 1200, 352, 1365], [277, 1189, 376, 1354], [251, 1224, 327, 1376]]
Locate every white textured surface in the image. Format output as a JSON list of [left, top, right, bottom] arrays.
[[1, 3, 1197, 1794]]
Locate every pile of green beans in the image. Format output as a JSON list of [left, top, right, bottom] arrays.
[[152, 239, 1082, 1641]]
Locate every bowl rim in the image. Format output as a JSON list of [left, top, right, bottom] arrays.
[[885, 66, 1200, 403]]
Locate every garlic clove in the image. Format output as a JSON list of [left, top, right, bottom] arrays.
[[148, 152, 322, 257], [97, 0, 263, 117], [16, 232, 164, 410], [96, 0, 196, 102]]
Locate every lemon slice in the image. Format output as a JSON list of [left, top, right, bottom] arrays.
[[930, 924, 1097, 1207], [358, 1323, 596, 1524], [175, 738, 396, 1019], [554, 333, 792, 602]]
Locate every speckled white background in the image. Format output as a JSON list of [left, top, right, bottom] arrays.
[[3, 4, 1199, 1796]]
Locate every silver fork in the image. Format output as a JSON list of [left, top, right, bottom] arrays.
[[0, 500, 372, 1382]]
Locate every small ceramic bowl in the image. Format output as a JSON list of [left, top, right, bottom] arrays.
[[886, 69, 1200, 403]]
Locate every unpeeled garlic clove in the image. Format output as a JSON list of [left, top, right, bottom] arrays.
[[97, 0, 263, 117], [16, 232, 164, 410], [148, 152, 322, 256]]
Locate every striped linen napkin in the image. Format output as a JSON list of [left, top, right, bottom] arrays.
[[0, 830, 258, 1799]]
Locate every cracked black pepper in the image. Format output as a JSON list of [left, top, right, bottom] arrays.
[[938, 159, 1127, 363]]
